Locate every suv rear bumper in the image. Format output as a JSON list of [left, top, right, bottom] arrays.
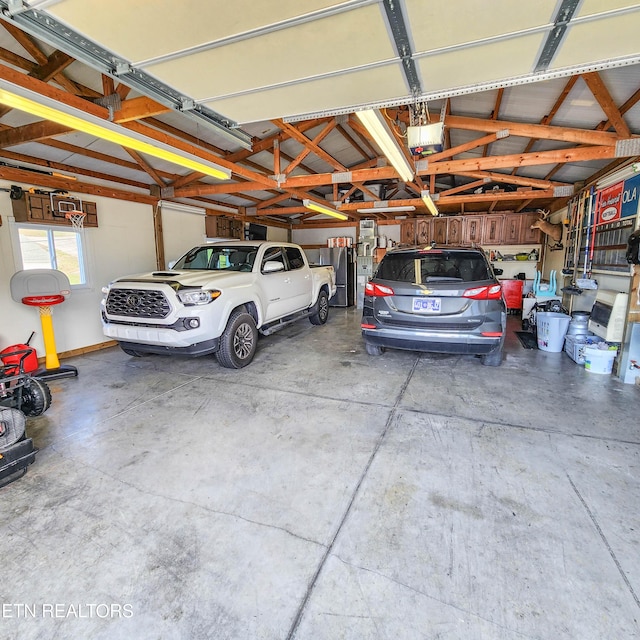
[[362, 327, 502, 355]]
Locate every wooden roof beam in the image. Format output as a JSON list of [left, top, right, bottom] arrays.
[[444, 114, 626, 145], [281, 145, 619, 189], [274, 119, 347, 172], [125, 148, 166, 185], [581, 71, 631, 138], [283, 119, 337, 176]]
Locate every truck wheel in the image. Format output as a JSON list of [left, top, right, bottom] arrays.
[[21, 377, 52, 416], [121, 347, 144, 357], [309, 290, 329, 325], [217, 309, 258, 368]]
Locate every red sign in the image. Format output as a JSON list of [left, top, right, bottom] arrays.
[[595, 182, 623, 224]]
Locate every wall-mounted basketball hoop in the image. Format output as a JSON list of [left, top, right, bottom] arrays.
[[65, 211, 86, 231], [9, 270, 78, 380]]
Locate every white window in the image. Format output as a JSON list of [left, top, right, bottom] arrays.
[[13, 223, 88, 287]]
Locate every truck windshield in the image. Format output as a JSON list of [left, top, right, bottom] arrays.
[[173, 246, 257, 271]]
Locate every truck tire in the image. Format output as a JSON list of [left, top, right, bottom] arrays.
[[21, 377, 52, 416], [309, 290, 329, 325], [217, 309, 258, 369], [121, 347, 144, 357]]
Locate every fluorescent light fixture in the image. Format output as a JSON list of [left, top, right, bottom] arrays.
[[356, 205, 416, 213], [596, 162, 640, 189], [355, 109, 415, 182], [421, 190, 439, 216], [158, 200, 207, 216], [0, 82, 232, 180], [302, 199, 348, 221]]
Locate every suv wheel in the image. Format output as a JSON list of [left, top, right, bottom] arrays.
[[364, 341, 384, 356], [481, 347, 503, 366]]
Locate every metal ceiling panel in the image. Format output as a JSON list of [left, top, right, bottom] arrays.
[[405, 0, 556, 54], [203, 62, 409, 124], [499, 78, 571, 122]]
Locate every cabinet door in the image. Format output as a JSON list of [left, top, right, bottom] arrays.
[[483, 214, 504, 244], [416, 218, 432, 245], [26, 194, 50, 222], [447, 217, 463, 245], [433, 218, 447, 244], [504, 214, 521, 244], [463, 215, 484, 245], [205, 216, 218, 237], [400, 219, 416, 245], [520, 212, 542, 244]]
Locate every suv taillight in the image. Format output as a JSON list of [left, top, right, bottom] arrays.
[[365, 282, 395, 297], [463, 284, 502, 300]]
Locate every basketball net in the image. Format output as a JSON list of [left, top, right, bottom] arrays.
[[65, 212, 86, 231]]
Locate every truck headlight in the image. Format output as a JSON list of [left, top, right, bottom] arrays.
[[177, 289, 221, 305]]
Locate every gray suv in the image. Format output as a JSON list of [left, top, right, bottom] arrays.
[[361, 245, 506, 366]]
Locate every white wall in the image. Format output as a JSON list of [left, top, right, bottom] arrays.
[[266, 225, 289, 242], [0, 182, 208, 357], [292, 225, 356, 246], [161, 207, 206, 264]]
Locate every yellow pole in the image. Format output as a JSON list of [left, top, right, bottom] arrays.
[[39, 306, 60, 369]]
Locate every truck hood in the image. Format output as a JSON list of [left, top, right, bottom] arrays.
[[111, 269, 251, 288]]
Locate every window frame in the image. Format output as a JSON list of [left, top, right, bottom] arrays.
[[9, 219, 91, 290]]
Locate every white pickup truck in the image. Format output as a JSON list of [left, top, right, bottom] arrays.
[[101, 241, 336, 368]]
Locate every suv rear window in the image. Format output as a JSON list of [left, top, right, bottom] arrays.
[[376, 250, 491, 283]]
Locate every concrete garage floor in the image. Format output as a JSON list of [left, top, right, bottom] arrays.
[[2, 309, 639, 640]]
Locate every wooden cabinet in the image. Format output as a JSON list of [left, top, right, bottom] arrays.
[[433, 218, 447, 244], [206, 215, 244, 239], [400, 219, 416, 245], [520, 212, 542, 244], [12, 192, 98, 227], [483, 214, 504, 245], [447, 217, 463, 245], [463, 215, 484, 244], [415, 218, 432, 245], [503, 214, 521, 244], [397, 213, 543, 247]]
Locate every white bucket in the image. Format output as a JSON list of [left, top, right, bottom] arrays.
[[537, 312, 571, 352], [584, 346, 617, 374]]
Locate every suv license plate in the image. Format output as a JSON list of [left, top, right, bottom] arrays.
[[413, 297, 441, 313]]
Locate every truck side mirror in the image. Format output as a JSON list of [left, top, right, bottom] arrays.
[[262, 261, 285, 273]]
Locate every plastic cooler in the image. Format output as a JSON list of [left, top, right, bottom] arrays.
[[536, 312, 571, 352]]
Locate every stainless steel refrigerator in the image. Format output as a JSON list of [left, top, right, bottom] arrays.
[[318, 247, 355, 307]]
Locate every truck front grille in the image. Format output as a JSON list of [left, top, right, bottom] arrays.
[[106, 288, 171, 319]]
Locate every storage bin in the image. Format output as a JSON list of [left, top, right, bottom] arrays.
[[564, 333, 598, 365], [537, 312, 571, 352]]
